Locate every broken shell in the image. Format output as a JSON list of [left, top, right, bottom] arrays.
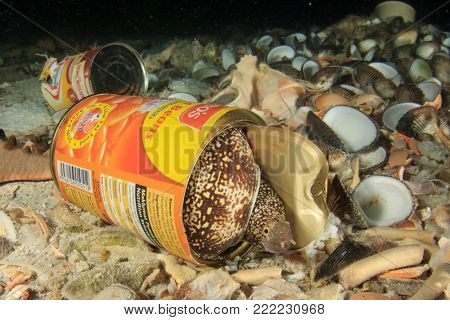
[[416, 41, 441, 60], [352, 175, 416, 227], [357, 145, 389, 173], [393, 30, 418, 48], [322, 106, 379, 153], [314, 92, 351, 112], [409, 58, 433, 82], [291, 56, 307, 71], [382, 102, 421, 131], [374, 1, 416, 23], [167, 92, 198, 103], [284, 33, 307, 48], [353, 93, 386, 115], [255, 35, 273, 50], [192, 60, 220, 81], [221, 48, 236, 71], [301, 59, 320, 80], [266, 45, 295, 64]]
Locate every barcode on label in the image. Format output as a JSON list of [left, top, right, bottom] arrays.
[[57, 161, 92, 192]]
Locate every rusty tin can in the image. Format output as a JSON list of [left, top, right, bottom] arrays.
[[40, 43, 148, 111], [50, 93, 265, 264]]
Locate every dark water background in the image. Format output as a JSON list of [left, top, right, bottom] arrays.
[[0, 0, 449, 43]]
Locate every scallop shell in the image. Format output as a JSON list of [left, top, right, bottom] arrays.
[[357, 145, 389, 173], [315, 239, 374, 280], [327, 175, 368, 228], [306, 111, 345, 151], [382, 102, 421, 131], [331, 84, 365, 101], [395, 84, 425, 104], [322, 106, 379, 153], [396, 106, 438, 138], [266, 45, 295, 64], [352, 175, 416, 227], [369, 62, 402, 86]]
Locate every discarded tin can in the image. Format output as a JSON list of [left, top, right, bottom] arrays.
[[50, 93, 265, 264], [40, 43, 148, 111]]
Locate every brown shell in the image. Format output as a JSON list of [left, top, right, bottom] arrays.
[[327, 175, 368, 229], [395, 84, 424, 104], [396, 106, 438, 138], [183, 127, 259, 260], [306, 111, 346, 151]]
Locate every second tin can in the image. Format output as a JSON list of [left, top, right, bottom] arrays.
[[40, 43, 148, 111]]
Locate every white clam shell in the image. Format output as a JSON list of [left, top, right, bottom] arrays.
[[416, 42, 440, 60], [382, 102, 421, 131], [266, 45, 295, 64], [291, 56, 307, 71], [322, 106, 378, 153], [359, 39, 378, 53], [256, 35, 273, 50], [192, 60, 220, 81], [352, 175, 415, 227], [168, 92, 198, 102], [409, 58, 432, 82], [221, 48, 236, 71], [284, 33, 307, 47], [357, 146, 388, 172], [301, 60, 320, 80]]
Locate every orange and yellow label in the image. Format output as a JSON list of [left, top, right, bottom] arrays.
[[52, 94, 261, 264]]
